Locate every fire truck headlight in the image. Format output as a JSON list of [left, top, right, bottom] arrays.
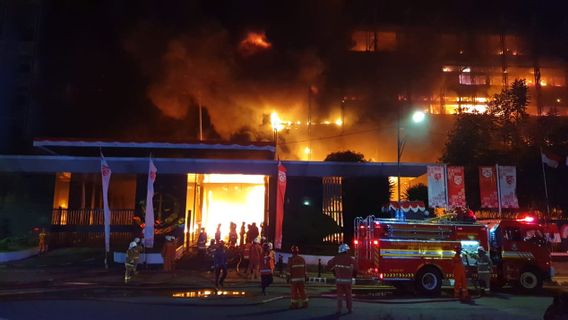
[[379, 273, 384, 280], [373, 240, 379, 246]]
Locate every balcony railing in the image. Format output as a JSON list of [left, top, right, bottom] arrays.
[[51, 208, 134, 226]]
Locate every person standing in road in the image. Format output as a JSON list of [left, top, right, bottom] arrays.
[[327, 243, 357, 314], [476, 246, 492, 295], [197, 228, 208, 256], [250, 223, 259, 241], [161, 235, 177, 273], [248, 238, 262, 280], [238, 240, 251, 275], [214, 240, 228, 289], [215, 223, 222, 243], [239, 222, 246, 247], [453, 246, 470, 302], [260, 242, 275, 295], [229, 222, 238, 247], [125, 241, 140, 283], [287, 245, 308, 309], [38, 228, 48, 254]]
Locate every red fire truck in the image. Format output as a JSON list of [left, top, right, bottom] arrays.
[[353, 215, 552, 294]]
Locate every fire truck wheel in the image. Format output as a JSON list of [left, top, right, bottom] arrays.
[[517, 268, 543, 292], [415, 267, 442, 295]]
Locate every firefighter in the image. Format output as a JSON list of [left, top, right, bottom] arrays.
[[249, 238, 262, 280], [476, 246, 492, 295], [327, 243, 357, 314], [125, 241, 140, 283], [38, 228, 48, 254], [197, 228, 207, 256], [207, 239, 217, 272], [453, 246, 470, 302], [229, 222, 238, 247], [215, 223, 222, 243], [238, 240, 251, 275], [239, 222, 246, 247], [250, 222, 259, 241], [214, 240, 228, 289], [287, 245, 308, 309], [161, 235, 177, 273], [260, 242, 275, 295]]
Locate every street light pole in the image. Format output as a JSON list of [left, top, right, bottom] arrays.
[[397, 108, 401, 219]]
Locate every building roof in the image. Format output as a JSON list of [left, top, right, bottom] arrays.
[[0, 155, 430, 177]]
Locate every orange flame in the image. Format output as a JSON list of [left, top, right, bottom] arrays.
[[239, 31, 271, 55]]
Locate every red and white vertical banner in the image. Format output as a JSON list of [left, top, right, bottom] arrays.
[[427, 165, 447, 208], [275, 161, 287, 250], [100, 155, 112, 253], [144, 158, 157, 248], [479, 166, 499, 208], [447, 166, 466, 208], [498, 165, 519, 209]]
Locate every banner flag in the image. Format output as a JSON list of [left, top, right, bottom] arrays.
[[447, 166, 466, 208], [498, 165, 519, 209], [479, 166, 499, 208], [541, 151, 560, 168], [144, 158, 157, 248], [100, 155, 112, 253], [427, 165, 447, 208], [275, 161, 287, 250]]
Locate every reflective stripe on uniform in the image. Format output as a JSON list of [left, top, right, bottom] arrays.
[[336, 278, 353, 283], [261, 269, 272, 273], [290, 277, 305, 282], [335, 264, 352, 269], [291, 264, 305, 268], [502, 251, 535, 259]]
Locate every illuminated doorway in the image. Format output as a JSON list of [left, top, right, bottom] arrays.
[[185, 174, 268, 247]]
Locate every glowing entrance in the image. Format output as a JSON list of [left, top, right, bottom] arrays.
[[185, 174, 267, 246]]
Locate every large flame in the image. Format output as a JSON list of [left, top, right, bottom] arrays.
[[239, 31, 271, 56], [200, 174, 266, 241]]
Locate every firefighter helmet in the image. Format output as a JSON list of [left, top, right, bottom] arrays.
[[477, 246, 486, 253], [290, 245, 300, 254], [134, 237, 141, 244], [129, 241, 137, 249], [338, 243, 350, 253], [268, 242, 273, 250], [253, 237, 260, 244]]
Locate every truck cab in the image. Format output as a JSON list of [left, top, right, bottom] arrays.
[[489, 217, 552, 291]]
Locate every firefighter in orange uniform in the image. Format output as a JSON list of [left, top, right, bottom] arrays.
[[453, 245, 470, 302], [287, 245, 308, 309], [260, 242, 275, 295], [327, 244, 357, 314], [161, 235, 177, 273], [38, 228, 48, 254], [248, 238, 262, 279]]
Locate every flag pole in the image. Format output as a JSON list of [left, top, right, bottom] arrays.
[[496, 164, 502, 217], [539, 147, 551, 217]]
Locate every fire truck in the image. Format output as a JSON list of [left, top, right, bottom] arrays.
[[353, 214, 552, 295]]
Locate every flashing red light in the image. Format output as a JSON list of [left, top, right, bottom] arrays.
[[373, 240, 379, 245], [353, 240, 359, 245], [359, 225, 365, 229], [374, 268, 379, 273], [517, 216, 535, 223]]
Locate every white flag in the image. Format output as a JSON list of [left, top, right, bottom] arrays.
[[144, 158, 157, 248], [427, 165, 447, 208], [100, 155, 112, 253], [498, 165, 519, 209]]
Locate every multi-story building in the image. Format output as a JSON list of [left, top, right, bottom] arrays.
[[345, 26, 567, 116], [0, 0, 43, 153]]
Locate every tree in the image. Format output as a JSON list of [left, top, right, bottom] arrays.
[[324, 150, 366, 162], [487, 79, 529, 150], [404, 183, 428, 207]]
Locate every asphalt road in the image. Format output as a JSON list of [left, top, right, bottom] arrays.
[[0, 293, 553, 320]]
